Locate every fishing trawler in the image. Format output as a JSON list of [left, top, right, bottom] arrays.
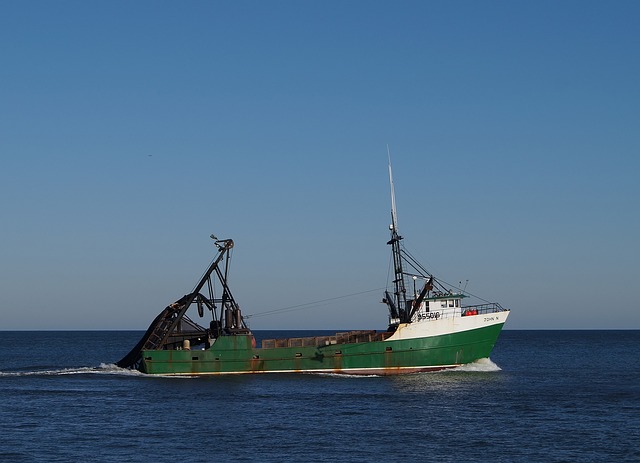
[[116, 162, 510, 375]]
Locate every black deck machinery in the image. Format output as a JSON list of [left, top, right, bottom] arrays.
[[116, 237, 249, 369]]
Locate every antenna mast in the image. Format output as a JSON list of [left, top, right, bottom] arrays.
[[386, 147, 407, 324], [388, 146, 399, 233]]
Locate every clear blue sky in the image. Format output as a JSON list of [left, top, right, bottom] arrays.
[[1, 1, 638, 330]]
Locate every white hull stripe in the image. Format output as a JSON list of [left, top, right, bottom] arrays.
[[154, 364, 463, 376]]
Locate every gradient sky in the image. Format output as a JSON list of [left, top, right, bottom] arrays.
[[1, 1, 638, 330]]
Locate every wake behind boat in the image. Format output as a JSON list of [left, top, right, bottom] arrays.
[[116, 162, 510, 375]]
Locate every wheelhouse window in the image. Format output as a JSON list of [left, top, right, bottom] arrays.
[[449, 300, 454, 307]]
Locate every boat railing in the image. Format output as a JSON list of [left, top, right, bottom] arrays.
[[261, 330, 393, 349], [461, 302, 508, 316]]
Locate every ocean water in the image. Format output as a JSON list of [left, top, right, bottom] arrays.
[[1, 330, 638, 462]]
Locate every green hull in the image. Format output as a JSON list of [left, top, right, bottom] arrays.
[[140, 323, 505, 376]]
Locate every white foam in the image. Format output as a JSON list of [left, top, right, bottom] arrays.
[[95, 363, 147, 376], [449, 357, 502, 372], [0, 363, 145, 377]]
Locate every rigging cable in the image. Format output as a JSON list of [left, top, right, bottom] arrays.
[[400, 242, 494, 304], [245, 287, 386, 319]]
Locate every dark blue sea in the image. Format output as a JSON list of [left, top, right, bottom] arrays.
[[1, 330, 638, 462]]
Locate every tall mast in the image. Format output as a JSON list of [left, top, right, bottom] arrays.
[[387, 148, 407, 323], [388, 146, 399, 233]]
